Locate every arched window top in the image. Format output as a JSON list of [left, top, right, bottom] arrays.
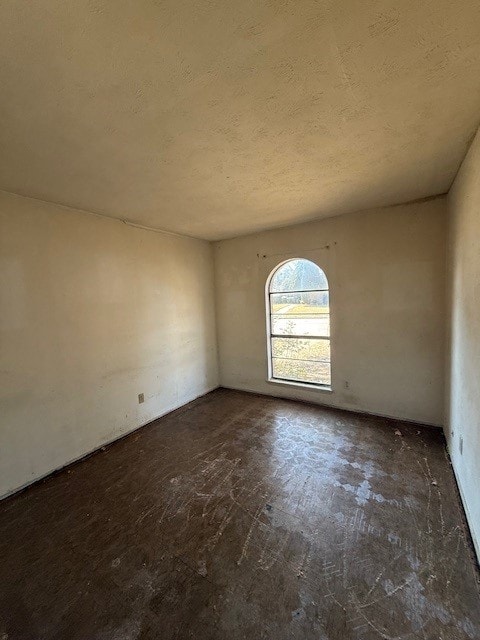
[[269, 258, 328, 292]]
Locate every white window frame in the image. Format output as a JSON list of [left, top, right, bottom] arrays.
[[265, 258, 332, 391]]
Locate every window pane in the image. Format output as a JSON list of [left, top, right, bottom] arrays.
[[271, 315, 330, 337], [271, 337, 330, 362], [272, 358, 331, 386], [270, 259, 328, 292], [270, 291, 329, 314]]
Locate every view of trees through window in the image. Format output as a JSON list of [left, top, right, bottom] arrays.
[[268, 258, 331, 386]]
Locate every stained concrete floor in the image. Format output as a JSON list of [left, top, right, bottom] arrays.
[[0, 389, 479, 640]]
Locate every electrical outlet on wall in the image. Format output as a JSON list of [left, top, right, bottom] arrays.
[[138, 393, 145, 404]]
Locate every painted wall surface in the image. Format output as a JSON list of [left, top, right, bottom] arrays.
[[0, 192, 218, 497], [214, 198, 447, 425], [446, 127, 480, 559]]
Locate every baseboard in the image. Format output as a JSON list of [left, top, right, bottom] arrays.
[[447, 449, 480, 566], [0, 385, 220, 502], [4, 383, 475, 565], [219, 384, 443, 429]]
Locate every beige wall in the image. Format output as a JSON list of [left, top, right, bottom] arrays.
[[446, 127, 480, 559], [214, 197, 447, 425], [0, 192, 218, 498]]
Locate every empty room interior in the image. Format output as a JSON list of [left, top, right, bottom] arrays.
[[1, 1, 480, 638]]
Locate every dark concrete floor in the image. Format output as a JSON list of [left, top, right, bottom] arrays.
[[0, 389, 479, 640]]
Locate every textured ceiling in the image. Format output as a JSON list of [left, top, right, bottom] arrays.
[[1, 1, 480, 240]]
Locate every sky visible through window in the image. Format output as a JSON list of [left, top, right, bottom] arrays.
[[268, 259, 331, 386]]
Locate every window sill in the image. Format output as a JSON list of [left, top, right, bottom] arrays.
[[267, 377, 333, 393]]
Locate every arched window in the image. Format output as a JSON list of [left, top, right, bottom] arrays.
[[266, 258, 331, 387]]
